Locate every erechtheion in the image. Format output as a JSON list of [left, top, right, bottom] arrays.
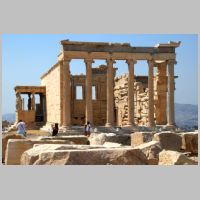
[[14, 40, 181, 130]]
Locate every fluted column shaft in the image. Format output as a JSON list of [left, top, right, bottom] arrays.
[[106, 59, 115, 127], [167, 60, 176, 126], [148, 60, 155, 127], [63, 59, 71, 128], [85, 59, 94, 124], [126, 59, 137, 126]]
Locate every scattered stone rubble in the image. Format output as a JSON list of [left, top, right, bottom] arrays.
[[2, 129, 198, 165]]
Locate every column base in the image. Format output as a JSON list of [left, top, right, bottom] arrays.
[[166, 124, 176, 129], [125, 122, 135, 128], [105, 123, 113, 127], [147, 122, 155, 128]]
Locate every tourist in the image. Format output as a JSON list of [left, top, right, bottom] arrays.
[[84, 121, 91, 137], [50, 123, 59, 136], [16, 120, 26, 137]]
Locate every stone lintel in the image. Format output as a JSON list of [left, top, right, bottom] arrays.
[[14, 86, 46, 94]]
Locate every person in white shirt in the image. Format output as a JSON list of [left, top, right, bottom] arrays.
[[84, 121, 91, 137], [16, 120, 26, 136]]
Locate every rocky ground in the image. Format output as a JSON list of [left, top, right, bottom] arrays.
[[2, 128, 198, 165]]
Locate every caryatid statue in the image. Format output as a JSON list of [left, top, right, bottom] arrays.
[[16, 93, 22, 111], [31, 93, 35, 111]]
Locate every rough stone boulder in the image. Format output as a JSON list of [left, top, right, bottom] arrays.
[[153, 132, 182, 151], [40, 135, 88, 145], [89, 133, 107, 145], [2, 133, 25, 162], [5, 139, 74, 165], [131, 132, 155, 147], [134, 141, 162, 165], [159, 150, 198, 165], [180, 132, 198, 153], [21, 144, 148, 165]]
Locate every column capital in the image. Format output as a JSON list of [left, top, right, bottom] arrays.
[[126, 59, 137, 65], [167, 59, 177, 65], [63, 58, 71, 65], [84, 58, 94, 64], [147, 59, 155, 66], [106, 58, 116, 65]]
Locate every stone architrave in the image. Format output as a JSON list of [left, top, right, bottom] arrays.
[[167, 59, 176, 126], [62, 59, 71, 129], [147, 60, 155, 127], [16, 93, 22, 111], [85, 58, 94, 124], [126, 59, 137, 126], [31, 93, 35, 111], [106, 58, 115, 127]]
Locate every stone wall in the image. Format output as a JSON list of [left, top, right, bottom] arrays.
[[114, 74, 151, 126], [41, 63, 61, 124], [71, 65, 107, 126]]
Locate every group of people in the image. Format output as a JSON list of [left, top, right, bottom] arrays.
[[16, 120, 92, 137]]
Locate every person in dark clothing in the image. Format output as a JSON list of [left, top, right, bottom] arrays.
[[51, 123, 59, 136]]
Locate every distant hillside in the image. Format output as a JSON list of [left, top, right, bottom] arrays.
[[2, 113, 16, 123], [2, 103, 198, 128], [175, 103, 198, 128]]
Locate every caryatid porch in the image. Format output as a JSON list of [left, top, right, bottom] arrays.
[[59, 40, 180, 129], [14, 86, 46, 125]]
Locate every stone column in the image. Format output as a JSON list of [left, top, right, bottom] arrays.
[[31, 93, 35, 111], [16, 92, 22, 111], [154, 62, 167, 125], [126, 59, 137, 126], [63, 59, 71, 129], [105, 58, 115, 127], [167, 59, 176, 126], [147, 60, 155, 127], [85, 58, 94, 124]]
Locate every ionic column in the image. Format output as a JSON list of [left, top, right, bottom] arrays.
[[31, 93, 35, 111], [147, 60, 155, 127], [126, 59, 137, 126], [105, 58, 115, 127], [167, 59, 176, 126], [85, 58, 94, 124], [63, 59, 71, 129]]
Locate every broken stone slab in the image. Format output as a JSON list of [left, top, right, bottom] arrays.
[[131, 132, 155, 147], [40, 135, 88, 145], [20, 144, 148, 165], [2, 133, 25, 163], [179, 132, 198, 154], [5, 139, 74, 165], [103, 142, 122, 147], [159, 150, 198, 165], [134, 141, 162, 165], [153, 132, 182, 151], [89, 133, 131, 146]]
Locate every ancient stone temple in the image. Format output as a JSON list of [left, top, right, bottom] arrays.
[[14, 40, 180, 130]]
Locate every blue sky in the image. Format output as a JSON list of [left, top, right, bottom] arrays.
[[2, 34, 198, 114]]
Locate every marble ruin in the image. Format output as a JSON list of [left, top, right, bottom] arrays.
[[14, 40, 181, 130]]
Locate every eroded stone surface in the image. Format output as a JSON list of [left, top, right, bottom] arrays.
[[134, 141, 162, 165], [5, 139, 74, 165], [159, 150, 197, 165], [131, 132, 155, 147], [153, 132, 182, 151], [2, 133, 25, 162], [21, 144, 148, 165], [180, 132, 198, 153]]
